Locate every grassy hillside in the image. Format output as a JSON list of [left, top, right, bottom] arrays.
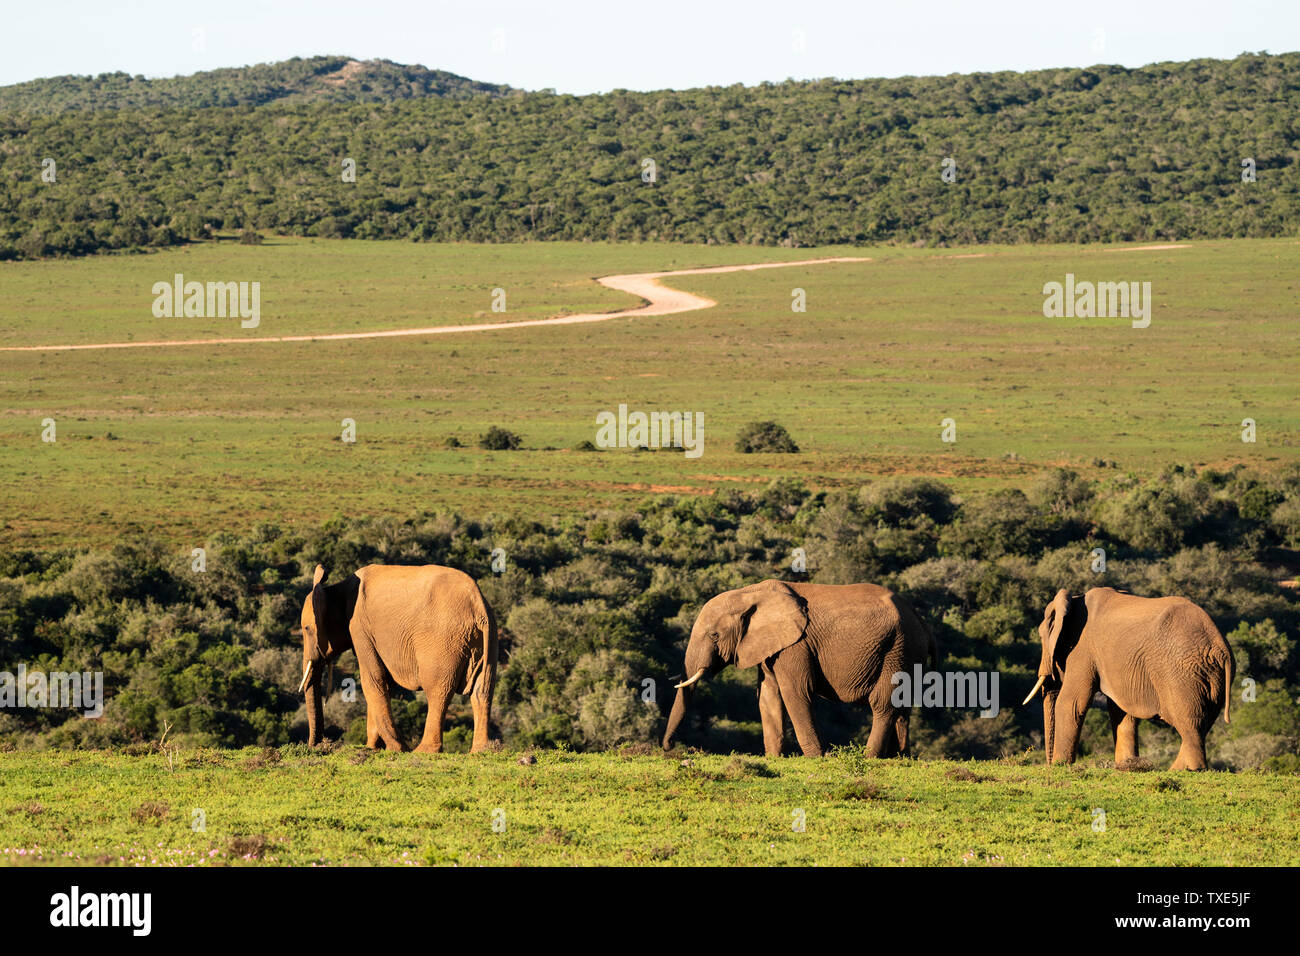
[[2, 239, 1295, 546], [2, 53, 1297, 258], [0, 56, 509, 112], [1, 747, 1295, 866]]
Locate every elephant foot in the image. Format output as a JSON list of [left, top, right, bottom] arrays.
[[414, 742, 443, 754]]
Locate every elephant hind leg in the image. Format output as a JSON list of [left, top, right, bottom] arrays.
[[469, 670, 493, 754], [416, 660, 462, 749], [1168, 718, 1208, 771], [1109, 702, 1140, 764], [891, 711, 910, 757], [863, 707, 895, 758], [421, 686, 457, 759]]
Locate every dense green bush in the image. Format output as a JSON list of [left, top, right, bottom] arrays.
[[735, 421, 799, 454], [478, 426, 522, 451], [0, 466, 1296, 767]]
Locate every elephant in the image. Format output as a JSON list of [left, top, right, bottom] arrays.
[[296, 563, 498, 753], [1023, 587, 1234, 770], [661, 580, 937, 757]]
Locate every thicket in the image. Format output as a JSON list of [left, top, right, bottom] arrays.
[[2, 465, 1297, 769]]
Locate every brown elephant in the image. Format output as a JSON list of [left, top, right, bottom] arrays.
[[661, 580, 937, 757], [296, 564, 498, 753], [1023, 587, 1233, 770]]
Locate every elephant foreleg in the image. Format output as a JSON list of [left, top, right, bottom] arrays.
[[758, 665, 786, 757], [354, 641, 406, 751], [1108, 701, 1139, 764], [1051, 669, 1097, 765], [772, 647, 823, 757]]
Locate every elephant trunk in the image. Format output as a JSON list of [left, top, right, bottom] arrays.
[[662, 686, 692, 750], [304, 662, 325, 746], [662, 632, 715, 750], [1042, 687, 1058, 765]]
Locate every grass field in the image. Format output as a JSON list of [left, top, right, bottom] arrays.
[[2, 238, 1297, 549], [2, 746, 1295, 866]]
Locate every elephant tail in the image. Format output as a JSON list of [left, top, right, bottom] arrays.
[[1222, 649, 1232, 725], [477, 603, 498, 686]]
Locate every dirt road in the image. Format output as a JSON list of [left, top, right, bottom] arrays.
[[2, 256, 871, 353]]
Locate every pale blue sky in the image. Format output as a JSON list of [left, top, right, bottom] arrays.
[[4, 0, 1297, 93]]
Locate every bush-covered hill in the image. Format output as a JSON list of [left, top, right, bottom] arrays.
[[2, 52, 1297, 259], [0, 56, 510, 112], [2, 465, 1297, 770]]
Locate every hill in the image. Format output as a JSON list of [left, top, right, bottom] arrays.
[[0, 55, 510, 111], [0, 52, 1297, 258]]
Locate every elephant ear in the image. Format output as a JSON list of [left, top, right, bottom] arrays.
[[310, 565, 329, 658], [734, 581, 808, 669], [1042, 588, 1072, 675]]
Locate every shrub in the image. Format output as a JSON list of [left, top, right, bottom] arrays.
[[939, 489, 1055, 559], [1228, 619, 1294, 678], [735, 421, 799, 453], [1215, 733, 1298, 771], [568, 649, 660, 749], [1027, 468, 1094, 522], [478, 426, 522, 450], [1097, 470, 1214, 552], [860, 477, 957, 527], [1272, 498, 1300, 548]]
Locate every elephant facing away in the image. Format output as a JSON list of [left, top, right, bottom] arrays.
[[661, 580, 937, 757], [1024, 587, 1233, 770], [297, 564, 498, 753]]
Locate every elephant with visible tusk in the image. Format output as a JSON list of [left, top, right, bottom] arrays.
[[1025, 587, 1234, 770], [662, 580, 937, 757], [296, 563, 498, 753]]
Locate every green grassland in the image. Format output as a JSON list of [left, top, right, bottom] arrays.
[[2, 746, 1296, 866], [1, 238, 1297, 549]]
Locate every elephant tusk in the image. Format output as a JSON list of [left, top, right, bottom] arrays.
[[1021, 675, 1047, 706], [298, 663, 312, 694], [674, 669, 705, 690]]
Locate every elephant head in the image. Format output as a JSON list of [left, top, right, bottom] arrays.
[[661, 581, 807, 750], [1023, 588, 1073, 763], [296, 565, 355, 745]]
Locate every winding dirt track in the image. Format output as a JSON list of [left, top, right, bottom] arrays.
[[2, 256, 871, 353]]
